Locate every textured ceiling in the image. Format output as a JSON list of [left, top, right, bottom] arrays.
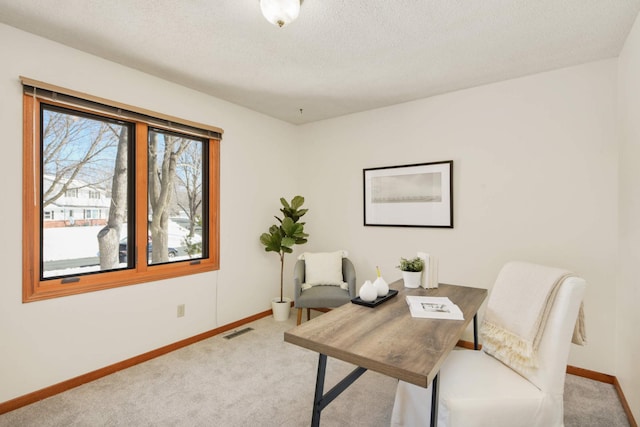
[[1, 1, 639, 124]]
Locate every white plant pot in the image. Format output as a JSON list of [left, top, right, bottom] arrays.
[[271, 297, 292, 321], [402, 271, 422, 288]]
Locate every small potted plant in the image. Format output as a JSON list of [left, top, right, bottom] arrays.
[[397, 256, 424, 288], [259, 196, 309, 321]]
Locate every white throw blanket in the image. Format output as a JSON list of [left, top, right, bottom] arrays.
[[480, 261, 586, 372]]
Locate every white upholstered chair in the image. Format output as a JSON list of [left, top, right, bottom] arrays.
[[391, 267, 587, 427]]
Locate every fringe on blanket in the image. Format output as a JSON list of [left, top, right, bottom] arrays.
[[481, 302, 587, 373], [481, 320, 539, 372]]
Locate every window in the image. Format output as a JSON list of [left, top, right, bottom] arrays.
[[22, 78, 222, 302], [84, 209, 101, 219]]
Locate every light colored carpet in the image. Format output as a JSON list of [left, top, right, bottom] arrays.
[[0, 309, 630, 426]]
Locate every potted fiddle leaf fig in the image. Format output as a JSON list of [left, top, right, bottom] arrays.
[[397, 256, 424, 288], [259, 195, 309, 321]]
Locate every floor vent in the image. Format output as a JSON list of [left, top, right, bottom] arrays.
[[223, 327, 254, 340]]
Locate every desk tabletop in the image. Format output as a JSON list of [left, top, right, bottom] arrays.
[[284, 281, 487, 388]]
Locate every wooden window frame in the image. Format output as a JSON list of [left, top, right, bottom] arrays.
[[22, 91, 221, 302]]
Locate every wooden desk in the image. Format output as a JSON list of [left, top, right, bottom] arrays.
[[284, 281, 487, 426]]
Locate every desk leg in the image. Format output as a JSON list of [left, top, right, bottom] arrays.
[[473, 313, 479, 350], [430, 372, 439, 427], [311, 353, 368, 427], [311, 354, 328, 427]]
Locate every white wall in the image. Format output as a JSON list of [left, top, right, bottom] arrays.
[[0, 24, 300, 403], [617, 12, 640, 421], [299, 59, 619, 374]]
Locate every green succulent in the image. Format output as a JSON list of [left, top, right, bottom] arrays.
[[396, 257, 424, 272]]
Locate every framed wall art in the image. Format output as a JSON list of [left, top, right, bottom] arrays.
[[363, 160, 453, 228]]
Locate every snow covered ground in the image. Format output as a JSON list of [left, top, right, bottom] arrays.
[[43, 225, 106, 261], [41, 221, 200, 277], [43, 221, 196, 261]]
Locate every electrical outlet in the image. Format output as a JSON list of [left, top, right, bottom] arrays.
[[177, 304, 185, 317]]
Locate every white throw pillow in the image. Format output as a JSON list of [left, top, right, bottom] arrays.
[[303, 251, 344, 286]]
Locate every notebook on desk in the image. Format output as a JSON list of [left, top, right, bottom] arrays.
[[406, 295, 464, 320]]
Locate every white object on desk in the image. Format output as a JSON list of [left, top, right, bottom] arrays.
[[359, 280, 378, 302], [406, 295, 464, 320], [373, 276, 389, 297], [417, 252, 439, 289]]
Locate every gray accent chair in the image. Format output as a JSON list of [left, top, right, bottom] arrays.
[[293, 257, 357, 325]]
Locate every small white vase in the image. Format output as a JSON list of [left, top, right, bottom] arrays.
[[359, 280, 378, 302], [271, 297, 292, 321], [373, 276, 389, 297], [402, 271, 422, 288]]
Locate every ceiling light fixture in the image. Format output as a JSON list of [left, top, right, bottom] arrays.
[[260, 0, 300, 28]]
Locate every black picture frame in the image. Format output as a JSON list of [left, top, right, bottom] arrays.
[[363, 160, 453, 228]]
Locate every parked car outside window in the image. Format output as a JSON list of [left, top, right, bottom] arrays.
[[118, 237, 178, 263]]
